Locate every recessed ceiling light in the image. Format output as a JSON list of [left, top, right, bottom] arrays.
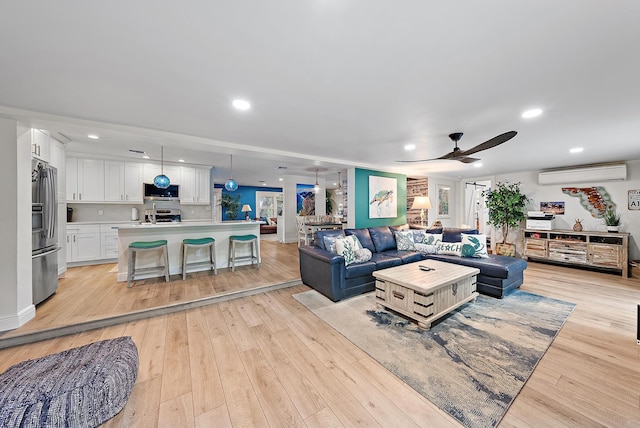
[[474, 163, 483, 168], [87, 134, 100, 139], [404, 144, 416, 151], [278, 177, 283, 181], [521, 108, 543, 119], [142, 155, 150, 159], [569, 147, 584, 153], [178, 159, 185, 162], [232, 99, 251, 110]]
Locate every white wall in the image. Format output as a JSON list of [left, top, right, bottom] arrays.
[[280, 173, 326, 243], [0, 119, 35, 331], [465, 160, 640, 259]]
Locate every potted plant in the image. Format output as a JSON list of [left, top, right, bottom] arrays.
[[602, 207, 621, 232], [326, 189, 333, 215], [220, 193, 242, 220], [482, 181, 530, 256]]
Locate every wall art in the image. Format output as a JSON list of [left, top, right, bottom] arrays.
[[369, 176, 396, 218], [629, 189, 640, 210], [437, 184, 450, 218], [296, 183, 315, 216], [561, 186, 614, 218], [540, 201, 565, 215]]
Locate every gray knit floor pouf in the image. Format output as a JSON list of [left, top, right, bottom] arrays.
[[0, 336, 139, 427]]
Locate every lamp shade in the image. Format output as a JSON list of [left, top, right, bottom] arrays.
[[411, 196, 432, 210], [241, 204, 252, 212]]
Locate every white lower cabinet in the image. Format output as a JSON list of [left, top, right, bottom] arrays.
[[100, 224, 120, 259], [66, 224, 100, 262]]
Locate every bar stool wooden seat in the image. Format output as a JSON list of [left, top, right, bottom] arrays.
[[228, 234, 260, 272], [182, 237, 217, 280], [127, 239, 169, 288]]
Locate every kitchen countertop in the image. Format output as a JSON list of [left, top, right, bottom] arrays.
[[115, 220, 260, 229]]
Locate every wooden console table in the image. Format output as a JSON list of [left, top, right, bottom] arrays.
[[524, 229, 630, 277]]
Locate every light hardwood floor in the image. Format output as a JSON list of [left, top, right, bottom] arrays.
[[1, 252, 639, 426]]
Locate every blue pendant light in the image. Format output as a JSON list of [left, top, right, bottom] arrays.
[[224, 154, 238, 191], [153, 145, 170, 189]]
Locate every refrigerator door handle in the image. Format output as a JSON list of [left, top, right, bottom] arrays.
[[32, 245, 61, 259]]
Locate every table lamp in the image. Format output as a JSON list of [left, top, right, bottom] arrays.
[[411, 196, 432, 226], [241, 204, 252, 220]]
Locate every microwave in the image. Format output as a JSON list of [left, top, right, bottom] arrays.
[[144, 183, 180, 201]]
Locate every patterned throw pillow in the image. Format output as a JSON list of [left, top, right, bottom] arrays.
[[423, 233, 443, 245], [412, 230, 426, 243], [335, 235, 363, 265], [436, 242, 463, 256], [323, 235, 340, 253], [395, 231, 415, 251], [354, 248, 373, 263], [461, 233, 489, 258], [414, 243, 438, 254]]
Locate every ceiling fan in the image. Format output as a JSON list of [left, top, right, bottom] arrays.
[[398, 130, 517, 164]]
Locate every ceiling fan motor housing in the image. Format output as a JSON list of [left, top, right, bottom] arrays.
[[449, 132, 464, 142]]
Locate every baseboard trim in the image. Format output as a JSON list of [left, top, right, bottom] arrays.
[[0, 305, 36, 333], [0, 280, 301, 350]]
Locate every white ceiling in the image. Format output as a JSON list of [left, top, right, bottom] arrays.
[[2, 1, 640, 187]]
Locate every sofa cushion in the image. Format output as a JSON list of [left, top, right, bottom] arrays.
[[443, 228, 478, 243], [315, 230, 344, 250], [369, 226, 397, 252], [370, 253, 403, 269], [461, 233, 489, 258], [344, 260, 377, 279], [345, 228, 376, 252], [423, 254, 527, 279], [394, 230, 415, 250], [381, 250, 424, 264]]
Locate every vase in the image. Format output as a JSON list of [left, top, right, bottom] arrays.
[[495, 243, 516, 257], [573, 219, 583, 232], [606, 226, 619, 233]]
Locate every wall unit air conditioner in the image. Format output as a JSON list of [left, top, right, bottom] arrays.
[[538, 162, 627, 185]]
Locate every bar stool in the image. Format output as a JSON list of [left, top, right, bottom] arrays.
[[182, 237, 217, 280], [127, 240, 170, 288], [228, 234, 260, 272]]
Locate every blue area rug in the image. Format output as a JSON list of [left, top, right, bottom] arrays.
[[294, 290, 575, 428]]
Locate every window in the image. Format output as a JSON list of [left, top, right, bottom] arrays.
[[256, 191, 283, 219]]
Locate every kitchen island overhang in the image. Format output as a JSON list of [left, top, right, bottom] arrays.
[[115, 221, 261, 282]]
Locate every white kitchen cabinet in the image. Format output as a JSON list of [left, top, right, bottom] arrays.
[[180, 167, 210, 205], [143, 163, 181, 185], [100, 224, 120, 259], [49, 139, 66, 202], [104, 161, 143, 203], [66, 158, 105, 202], [66, 224, 100, 262], [30, 129, 51, 162]]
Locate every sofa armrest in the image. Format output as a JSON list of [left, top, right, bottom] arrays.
[[298, 246, 346, 301]]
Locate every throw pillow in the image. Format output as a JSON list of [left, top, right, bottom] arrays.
[[423, 233, 443, 245], [323, 235, 341, 253], [414, 243, 438, 254], [436, 242, 463, 256], [335, 235, 363, 265], [412, 230, 426, 243], [354, 248, 373, 263], [461, 233, 489, 258], [395, 231, 415, 251]]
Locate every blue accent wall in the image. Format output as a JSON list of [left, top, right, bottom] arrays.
[[215, 184, 282, 221], [354, 168, 407, 228]]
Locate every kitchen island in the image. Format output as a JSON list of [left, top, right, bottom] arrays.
[[115, 221, 261, 282]]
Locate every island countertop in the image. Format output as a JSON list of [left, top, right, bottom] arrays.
[[115, 220, 261, 282]]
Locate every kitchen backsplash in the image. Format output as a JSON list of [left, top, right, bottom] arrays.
[[68, 203, 213, 222]]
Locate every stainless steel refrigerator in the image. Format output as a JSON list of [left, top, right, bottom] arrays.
[[32, 159, 60, 305]]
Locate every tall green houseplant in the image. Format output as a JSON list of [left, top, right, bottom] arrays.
[[482, 181, 529, 247], [220, 193, 242, 220]]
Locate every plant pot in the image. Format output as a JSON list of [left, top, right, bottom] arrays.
[[606, 226, 620, 233], [495, 243, 516, 257]]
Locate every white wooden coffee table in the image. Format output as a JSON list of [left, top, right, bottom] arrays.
[[373, 260, 480, 330]]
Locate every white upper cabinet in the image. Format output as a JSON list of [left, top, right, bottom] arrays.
[[104, 161, 143, 203], [66, 158, 105, 202], [30, 129, 51, 162], [143, 164, 181, 185], [180, 167, 210, 205]]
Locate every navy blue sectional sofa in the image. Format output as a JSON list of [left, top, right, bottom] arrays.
[[298, 225, 527, 301]]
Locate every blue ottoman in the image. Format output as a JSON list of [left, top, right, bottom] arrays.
[[0, 336, 139, 427]]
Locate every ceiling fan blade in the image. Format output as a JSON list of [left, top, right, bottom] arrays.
[[459, 131, 517, 156], [396, 158, 439, 163]]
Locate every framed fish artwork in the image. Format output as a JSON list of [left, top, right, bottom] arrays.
[[369, 176, 397, 218]]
